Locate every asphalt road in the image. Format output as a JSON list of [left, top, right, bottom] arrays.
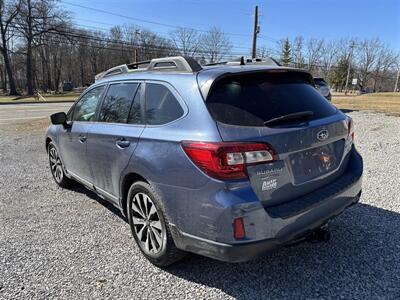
[[0, 102, 72, 125], [1, 110, 399, 299]]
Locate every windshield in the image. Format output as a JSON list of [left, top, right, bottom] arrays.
[[206, 72, 337, 126]]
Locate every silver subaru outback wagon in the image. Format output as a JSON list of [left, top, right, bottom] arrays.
[[46, 56, 363, 267]]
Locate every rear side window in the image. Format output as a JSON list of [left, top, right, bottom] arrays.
[[145, 83, 183, 125], [206, 72, 337, 127], [99, 83, 139, 123]]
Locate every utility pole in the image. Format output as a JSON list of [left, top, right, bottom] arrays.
[[251, 5, 259, 59], [394, 65, 400, 93], [134, 30, 141, 63], [344, 41, 355, 95]]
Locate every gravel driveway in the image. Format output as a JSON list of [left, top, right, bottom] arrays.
[[1, 110, 399, 299]]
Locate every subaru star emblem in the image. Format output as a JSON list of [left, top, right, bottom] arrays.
[[317, 129, 329, 141]]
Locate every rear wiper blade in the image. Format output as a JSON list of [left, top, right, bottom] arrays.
[[263, 111, 314, 126]]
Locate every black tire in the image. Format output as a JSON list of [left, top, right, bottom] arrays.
[[127, 181, 186, 267], [48, 142, 73, 188]]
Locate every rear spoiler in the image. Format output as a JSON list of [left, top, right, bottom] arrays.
[[197, 68, 314, 100]]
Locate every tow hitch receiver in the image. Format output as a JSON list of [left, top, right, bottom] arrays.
[[307, 224, 331, 243]]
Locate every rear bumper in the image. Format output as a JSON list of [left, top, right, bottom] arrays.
[[171, 147, 363, 263]]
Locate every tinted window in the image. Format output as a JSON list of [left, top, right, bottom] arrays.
[[145, 83, 183, 125], [99, 83, 139, 123], [207, 72, 337, 127], [72, 86, 105, 122]]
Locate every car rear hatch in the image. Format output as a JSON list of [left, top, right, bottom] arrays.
[[201, 69, 353, 207]]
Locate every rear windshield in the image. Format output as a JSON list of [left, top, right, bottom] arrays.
[[206, 72, 336, 127]]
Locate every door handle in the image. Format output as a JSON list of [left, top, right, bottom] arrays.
[[79, 135, 87, 143], [116, 138, 130, 149]]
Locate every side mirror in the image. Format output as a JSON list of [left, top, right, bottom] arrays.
[[50, 112, 67, 126]]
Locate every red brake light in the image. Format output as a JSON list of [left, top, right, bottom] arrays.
[[181, 141, 276, 180], [233, 217, 246, 240]]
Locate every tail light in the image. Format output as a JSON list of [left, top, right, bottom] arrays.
[[181, 141, 276, 180], [347, 117, 355, 141]]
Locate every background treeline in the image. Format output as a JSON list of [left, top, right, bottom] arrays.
[[0, 0, 398, 95]]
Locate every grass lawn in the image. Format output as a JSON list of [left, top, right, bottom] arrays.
[[333, 93, 400, 117], [0, 92, 79, 103]]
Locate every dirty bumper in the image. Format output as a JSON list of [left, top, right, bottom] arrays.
[[171, 148, 363, 263]]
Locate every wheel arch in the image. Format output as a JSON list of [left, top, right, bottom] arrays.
[[45, 137, 52, 152], [120, 172, 149, 217]]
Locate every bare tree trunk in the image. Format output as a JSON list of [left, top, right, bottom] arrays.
[[1, 46, 18, 95], [0, 24, 17, 95], [39, 47, 48, 92], [55, 63, 61, 92], [41, 45, 52, 91], [26, 38, 34, 94], [0, 59, 6, 92], [53, 51, 60, 91], [25, 0, 34, 95], [0, 0, 20, 95], [79, 55, 84, 86]]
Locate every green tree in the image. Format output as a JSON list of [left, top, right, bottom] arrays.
[[281, 38, 292, 66]]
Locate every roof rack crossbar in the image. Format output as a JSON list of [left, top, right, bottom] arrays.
[[203, 61, 228, 66]]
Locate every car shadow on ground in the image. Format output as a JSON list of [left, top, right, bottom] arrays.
[[68, 183, 127, 222], [69, 183, 399, 298], [340, 108, 359, 114]]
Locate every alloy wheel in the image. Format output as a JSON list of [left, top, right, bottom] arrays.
[[131, 192, 164, 255], [49, 146, 63, 183]]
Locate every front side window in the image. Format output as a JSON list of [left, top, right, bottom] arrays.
[[72, 85, 106, 122], [99, 83, 139, 123], [145, 83, 183, 125]]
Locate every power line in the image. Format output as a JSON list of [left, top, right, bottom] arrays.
[[8, 24, 250, 57], [60, 0, 253, 37], [70, 21, 253, 51], [9, 32, 246, 65], [9, 18, 253, 52]]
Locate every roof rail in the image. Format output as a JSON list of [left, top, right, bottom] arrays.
[[245, 57, 281, 66], [95, 56, 202, 81], [203, 56, 246, 67], [202, 56, 280, 67]]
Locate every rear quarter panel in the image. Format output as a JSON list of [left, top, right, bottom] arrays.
[[120, 76, 223, 230]]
